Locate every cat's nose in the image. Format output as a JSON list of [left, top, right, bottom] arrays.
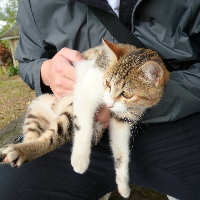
[[106, 104, 114, 108]]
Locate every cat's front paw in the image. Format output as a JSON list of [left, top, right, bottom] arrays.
[[118, 184, 131, 198], [71, 153, 90, 174], [1, 145, 24, 167]]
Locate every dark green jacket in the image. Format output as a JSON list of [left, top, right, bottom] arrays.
[[15, 0, 200, 123]]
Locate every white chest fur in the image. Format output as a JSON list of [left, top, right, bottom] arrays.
[[72, 59, 132, 198]]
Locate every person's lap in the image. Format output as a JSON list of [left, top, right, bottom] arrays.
[[0, 131, 115, 200], [129, 112, 200, 200], [0, 113, 200, 200]]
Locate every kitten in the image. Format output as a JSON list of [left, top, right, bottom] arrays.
[[0, 40, 169, 198]]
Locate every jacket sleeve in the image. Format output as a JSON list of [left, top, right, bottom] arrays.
[[15, 0, 56, 96], [143, 62, 200, 123], [143, 2, 200, 123]]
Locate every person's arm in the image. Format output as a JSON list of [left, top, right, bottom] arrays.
[[143, 1, 200, 123], [15, 0, 51, 96], [16, 0, 83, 98], [143, 63, 200, 123]]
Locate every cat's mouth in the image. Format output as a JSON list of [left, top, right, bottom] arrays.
[[109, 105, 127, 114], [104, 92, 128, 113]]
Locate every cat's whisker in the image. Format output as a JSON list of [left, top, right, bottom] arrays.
[[127, 110, 141, 119], [153, 105, 161, 111], [136, 123, 147, 136]]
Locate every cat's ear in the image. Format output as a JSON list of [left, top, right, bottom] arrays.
[[140, 61, 164, 86], [102, 39, 126, 60]]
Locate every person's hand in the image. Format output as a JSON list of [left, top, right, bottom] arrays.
[[41, 48, 83, 98], [41, 48, 110, 127], [95, 105, 111, 128]]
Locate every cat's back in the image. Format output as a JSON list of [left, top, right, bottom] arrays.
[[81, 44, 115, 71]]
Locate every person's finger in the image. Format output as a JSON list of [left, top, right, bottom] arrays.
[[58, 48, 84, 62], [51, 77, 75, 98], [95, 106, 111, 128], [61, 60, 77, 82]]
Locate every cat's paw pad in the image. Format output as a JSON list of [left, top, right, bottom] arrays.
[[71, 154, 89, 174], [118, 185, 131, 198], [1, 145, 22, 167]]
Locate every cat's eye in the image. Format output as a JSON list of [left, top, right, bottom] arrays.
[[121, 91, 133, 99], [106, 80, 111, 88]]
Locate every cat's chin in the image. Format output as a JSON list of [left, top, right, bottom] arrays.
[[110, 108, 127, 114]]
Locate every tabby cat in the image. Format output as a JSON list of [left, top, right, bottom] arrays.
[[0, 40, 169, 198]]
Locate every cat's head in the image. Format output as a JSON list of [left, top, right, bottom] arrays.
[[102, 39, 169, 114]]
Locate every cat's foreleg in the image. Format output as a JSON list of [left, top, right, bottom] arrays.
[[71, 61, 104, 174], [109, 118, 131, 198], [71, 99, 96, 174]]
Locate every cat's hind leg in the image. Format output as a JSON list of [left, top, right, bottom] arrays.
[[0, 95, 74, 167], [109, 118, 131, 198], [1, 108, 73, 167], [23, 94, 57, 142], [0, 94, 57, 165]]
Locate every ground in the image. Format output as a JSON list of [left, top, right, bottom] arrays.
[[0, 74, 35, 128]]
